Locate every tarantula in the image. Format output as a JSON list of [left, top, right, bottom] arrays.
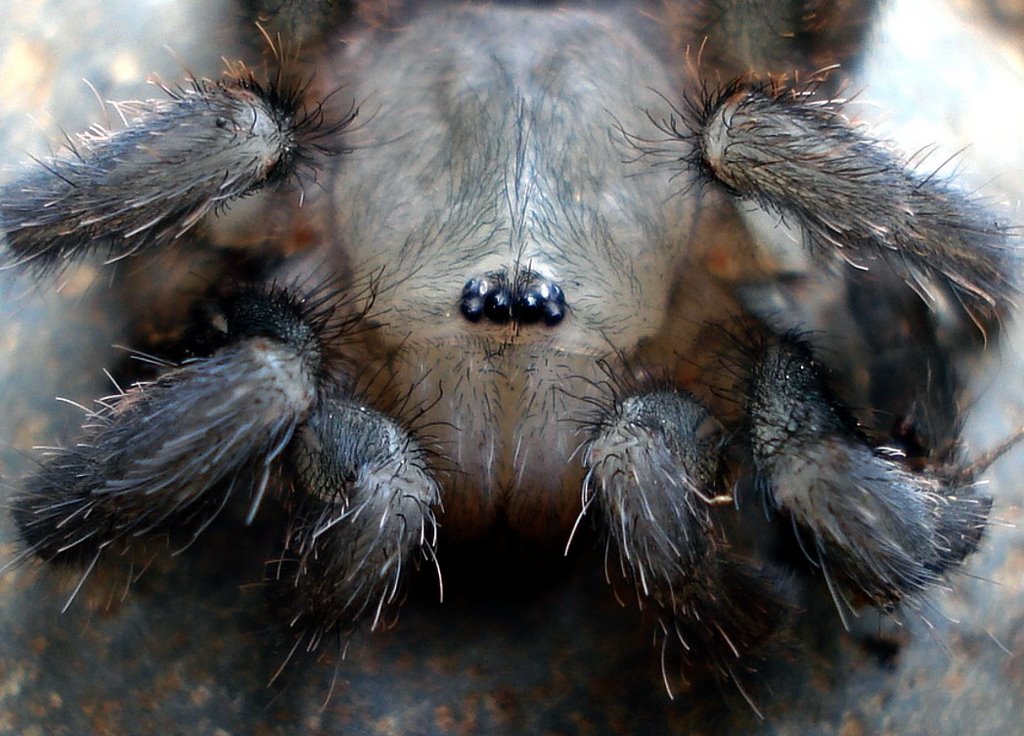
[[1, 0, 1020, 720]]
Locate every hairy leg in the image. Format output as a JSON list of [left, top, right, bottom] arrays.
[[0, 65, 348, 274], [581, 387, 794, 668], [682, 80, 1017, 329], [274, 390, 441, 652], [670, 0, 880, 80], [11, 287, 327, 567], [13, 282, 441, 642], [745, 334, 991, 616]]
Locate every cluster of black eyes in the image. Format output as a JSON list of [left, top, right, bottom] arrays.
[[460, 273, 566, 326]]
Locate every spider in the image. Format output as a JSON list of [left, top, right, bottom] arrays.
[[1, 0, 1023, 733]]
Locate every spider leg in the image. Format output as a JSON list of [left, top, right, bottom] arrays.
[[14, 273, 441, 638], [844, 269, 962, 453], [745, 334, 992, 615], [0, 65, 348, 274], [582, 388, 794, 664], [11, 286, 325, 568], [674, 0, 880, 81], [243, 0, 359, 46], [682, 80, 1018, 329], [272, 389, 441, 651]]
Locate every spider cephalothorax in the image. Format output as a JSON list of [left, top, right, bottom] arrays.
[[1, 0, 1020, 726]]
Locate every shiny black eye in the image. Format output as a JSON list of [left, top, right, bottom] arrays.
[[460, 277, 490, 322], [543, 298, 565, 327], [460, 272, 566, 326], [483, 288, 512, 323], [517, 290, 545, 324]]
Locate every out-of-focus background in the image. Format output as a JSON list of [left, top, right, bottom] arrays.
[[1, 1, 1023, 734]]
